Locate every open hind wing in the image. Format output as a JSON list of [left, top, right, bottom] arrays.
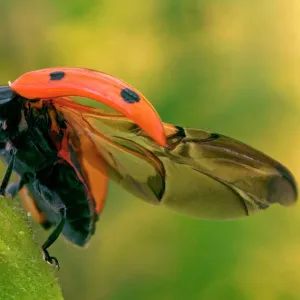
[[55, 104, 297, 220]]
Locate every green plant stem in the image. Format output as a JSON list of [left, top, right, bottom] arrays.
[[0, 198, 64, 300]]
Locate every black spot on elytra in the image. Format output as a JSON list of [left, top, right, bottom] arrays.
[[121, 88, 140, 103], [49, 71, 65, 81]]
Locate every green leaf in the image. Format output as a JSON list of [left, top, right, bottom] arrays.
[[0, 198, 64, 300]]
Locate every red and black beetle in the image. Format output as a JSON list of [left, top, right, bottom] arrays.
[[0, 67, 296, 268]]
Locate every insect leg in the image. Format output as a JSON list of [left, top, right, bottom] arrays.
[[6, 182, 23, 198], [41, 206, 66, 269], [6, 174, 30, 198], [0, 148, 17, 196]]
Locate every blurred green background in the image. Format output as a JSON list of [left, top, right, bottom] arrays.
[[1, 1, 300, 299]]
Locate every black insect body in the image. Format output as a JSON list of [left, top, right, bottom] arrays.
[[0, 68, 297, 268], [0, 86, 96, 268]]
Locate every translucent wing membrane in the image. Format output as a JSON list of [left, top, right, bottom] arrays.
[[55, 103, 297, 220]]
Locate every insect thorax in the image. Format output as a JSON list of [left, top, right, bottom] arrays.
[[1, 98, 64, 173]]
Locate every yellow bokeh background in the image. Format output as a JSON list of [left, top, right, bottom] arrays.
[[1, 1, 300, 299]]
